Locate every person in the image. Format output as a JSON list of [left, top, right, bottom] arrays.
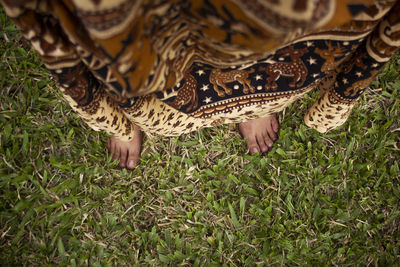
[[2, 0, 399, 169]]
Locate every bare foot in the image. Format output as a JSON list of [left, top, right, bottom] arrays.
[[238, 114, 279, 154], [107, 125, 142, 169]]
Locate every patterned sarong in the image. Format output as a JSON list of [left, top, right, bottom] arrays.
[[2, 0, 400, 141]]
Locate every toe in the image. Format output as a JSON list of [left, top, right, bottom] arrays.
[[271, 115, 279, 133], [257, 134, 269, 153], [107, 138, 111, 151], [112, 145, 120, 162], [127, 133, 142, 169], [127, 150, 139, 169], [108, 138, 115, 154], [263, 133, 274, 148], [247, 135, 260, 154], [266, 123, 277, 142], [119, 148, 127, 168]]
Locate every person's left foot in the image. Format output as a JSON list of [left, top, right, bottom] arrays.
[[238, 114, 279, 154]]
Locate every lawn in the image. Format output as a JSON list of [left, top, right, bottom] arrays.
[[0, 9, 399, 266]]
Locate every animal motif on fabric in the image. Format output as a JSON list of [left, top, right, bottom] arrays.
[[167, 68, 199, 112], [315, 41, 346, 73], [259, 46, 308, 91], [344, 69, 380, 97], [343, 49, 368, 73], [209, 68, 255, 97]]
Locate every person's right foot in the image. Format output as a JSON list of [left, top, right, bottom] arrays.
[[238, 114, 279, 154], [107, 124, 142, 169]]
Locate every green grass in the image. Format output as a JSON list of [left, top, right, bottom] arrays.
[[0, 10, 399, 266]]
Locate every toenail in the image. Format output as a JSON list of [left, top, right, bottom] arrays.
[[128, 160, 135, 168], [251, 147, 259, 154]]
